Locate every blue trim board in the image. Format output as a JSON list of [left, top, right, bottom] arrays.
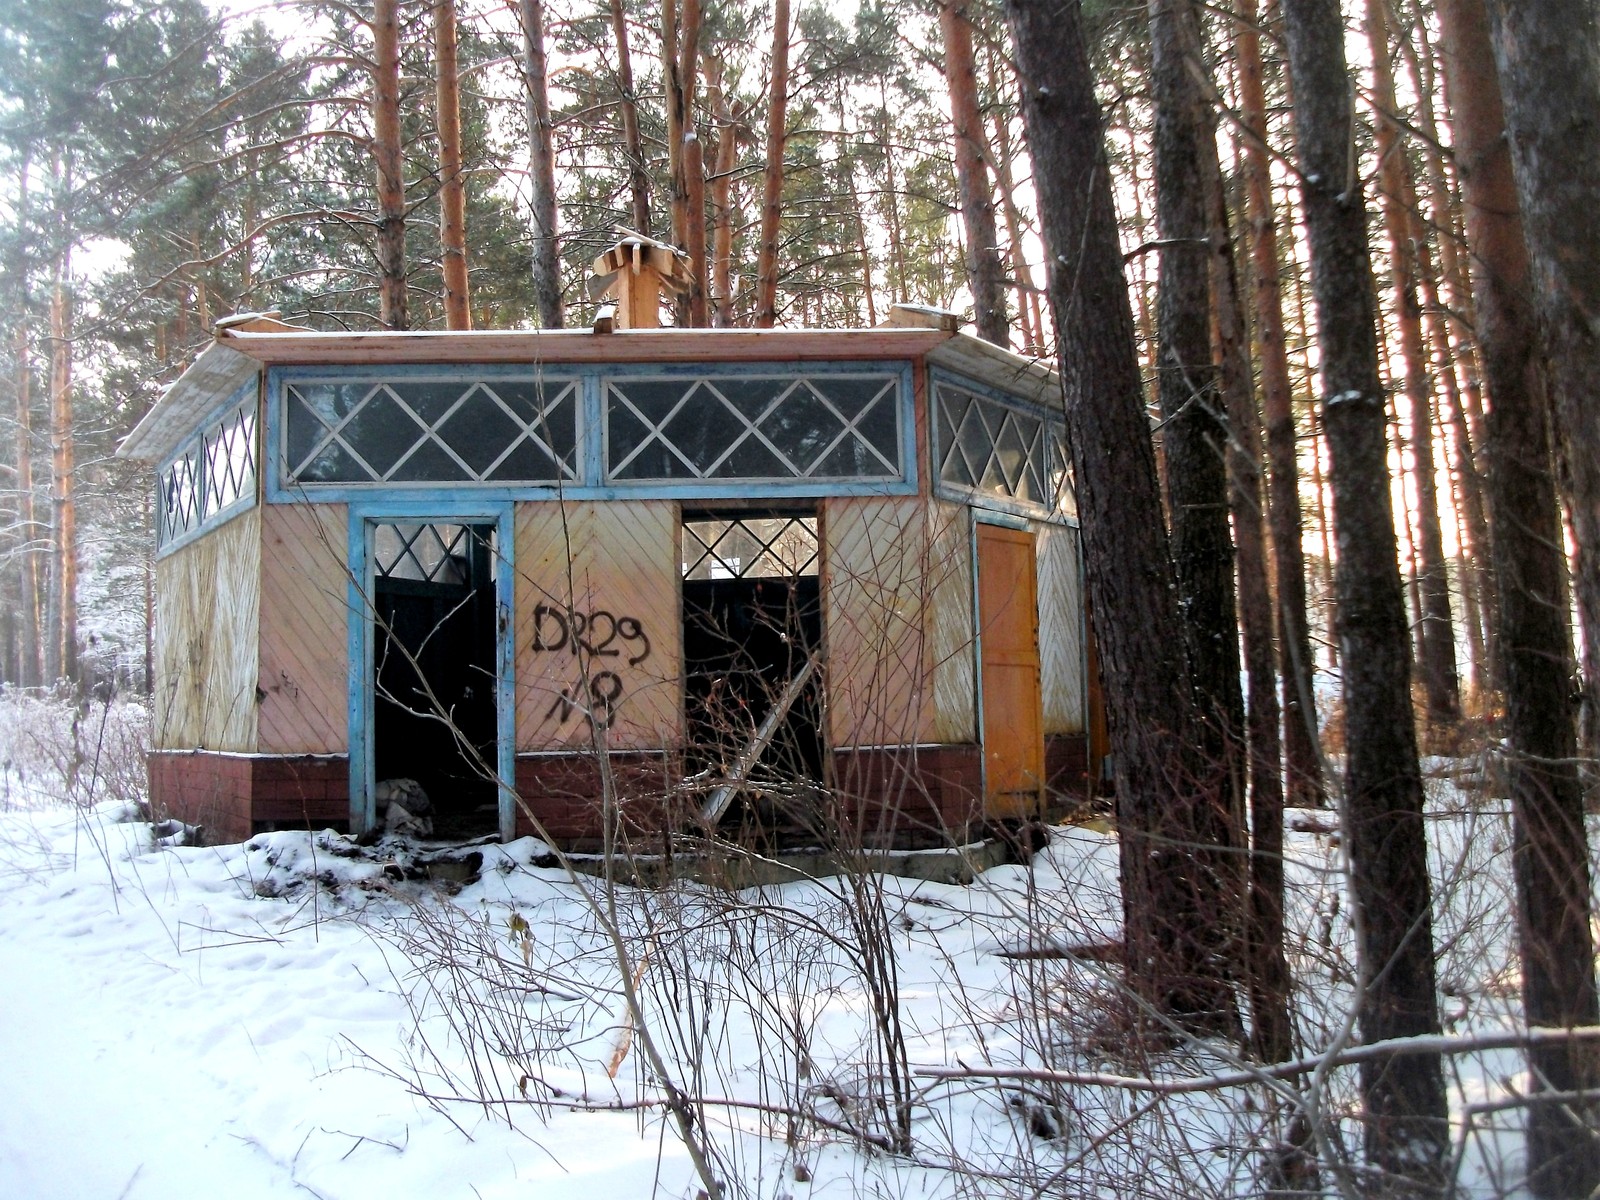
[[344, 500, 516, 837]]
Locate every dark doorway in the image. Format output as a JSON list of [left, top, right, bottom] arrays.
[[682, 514, 824, 834], [371, 521, 499, 839]]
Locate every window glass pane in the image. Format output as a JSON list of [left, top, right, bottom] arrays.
[[606, 372, 902, 482], [284, 375, 579, 485], [681, 516, 819, 579], [935, 379, 1069, 515]]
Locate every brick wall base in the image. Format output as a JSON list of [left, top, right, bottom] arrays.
[[148, 751, 350, 845]]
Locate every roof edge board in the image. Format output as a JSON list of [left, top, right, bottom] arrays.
[[118, 342, 262, 462]]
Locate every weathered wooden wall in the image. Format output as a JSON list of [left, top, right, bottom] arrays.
[[256, 503, 350, 754], [1037, 522, 1086, 735], [514, 500, 682, 751], [823, 495, 932, 747], [152, 508, 261, 752], [927, 501, 976, 743]]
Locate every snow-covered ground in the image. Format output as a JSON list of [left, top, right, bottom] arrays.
[[0, 711, 1570, 1198]]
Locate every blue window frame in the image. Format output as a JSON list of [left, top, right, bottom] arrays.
[[266, 362, 918, 503], [156, 381, 259, 554], [929, 369, 1075, 524]]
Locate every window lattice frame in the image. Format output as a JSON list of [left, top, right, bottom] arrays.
[[930, 373, 1074, 520], [157, 387, 258, 552]]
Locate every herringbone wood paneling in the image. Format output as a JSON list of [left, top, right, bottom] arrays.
[[257, 503, 351, 754], [514, 501, 682, 751]]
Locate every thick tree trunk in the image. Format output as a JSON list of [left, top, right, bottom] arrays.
[[754, 0, 790, 328], [1005, 0, 1239, 1035], [1278, 0, 1447, 1180], [1365, 0, 1461, 734], [520, 0, 562, 329], [433, 0, 471, 330], [1439, 5, 1600, 1193], [1148, 0, 1247, 852], [940, 0, 1007, 346], [372, 0, 408, 330], [1484, 0, 1600, 797], [1238, 0, 1322, 807], [609, 0, 651, 235]]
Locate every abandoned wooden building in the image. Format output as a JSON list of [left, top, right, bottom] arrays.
[[119, 237, 1100, 849]]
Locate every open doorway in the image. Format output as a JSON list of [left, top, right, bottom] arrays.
[[370, 521, 499, 839], [682, 512, 824, 836]]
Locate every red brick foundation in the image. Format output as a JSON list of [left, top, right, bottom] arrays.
[[148, 751, 350, 845]]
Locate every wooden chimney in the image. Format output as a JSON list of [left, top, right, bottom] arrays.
[[589, 231, 693, 329]]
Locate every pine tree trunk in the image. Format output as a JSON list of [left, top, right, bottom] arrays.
[[1006, 0, 1240, 1035], [372, 0, 407, 331], [433, 0, 471, 330], [1484, 0, 1600, 794], [1238, 0, 1323, 807], [1438, 4, 1600, 1192], [12, 318, 39, 688], [609, 0, 651, 235], [521, 0, 562, 329], [940, 0, 1007, 346], [708, 60, 738, 327], [1148, 0, 1247, 860], [48, 257, 76, 686], [754, 0, 790, 328], [1278, 0, 1447, 1179], [682, 130, 708, 327], [1365, 0, 1461, 733]]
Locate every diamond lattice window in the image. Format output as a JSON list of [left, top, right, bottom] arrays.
[[158, 396, 257, 548], [682, 517, 820, 580], [934, 380, 1070, 513], [607, 373, 901, 482], [284, 377, 580, 486], [373, 522, 479, 585]]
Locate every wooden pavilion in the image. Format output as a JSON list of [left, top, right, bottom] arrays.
[[119, 237, 1100, 848]]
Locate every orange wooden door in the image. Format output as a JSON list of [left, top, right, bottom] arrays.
[[977, 523, 1045, 819]]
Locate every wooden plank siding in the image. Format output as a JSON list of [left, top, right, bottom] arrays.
[[823, 495, 934, 748], [152, 508, 262, 752], [927, 501, 976, 743], [1037, 522, 1086, 735], [514, 500, 683, 752], [257, 502, 351, 754]]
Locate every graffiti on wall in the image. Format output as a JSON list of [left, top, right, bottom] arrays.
[[531, 603, 653, 731]]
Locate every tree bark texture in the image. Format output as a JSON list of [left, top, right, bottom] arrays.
[[754, 0, 790, 328], [1201, 63, 1292, 1066], [1484, 0, 1600, 788], [1365, 0, 1461, 732], [12, 318, 39, 688], [682, 130, 708, 327], [1006, 0, 1239, 1034], [609, 0, 651, 236], [432, 0, 471, 330], [48, 263, 75, 685], [372, 0, 408, 330], [940, 0, 1008, 346], [1148, 0, 1247, 854], [1237, 0, 1323, 807], [1278, 0, 1447, 1179], [520, 0, 562, 329], [1438, 3, 1600, 1192], [708, 59, 738, 327]]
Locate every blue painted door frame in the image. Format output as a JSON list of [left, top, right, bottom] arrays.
[[347, 499, 517, 840]]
